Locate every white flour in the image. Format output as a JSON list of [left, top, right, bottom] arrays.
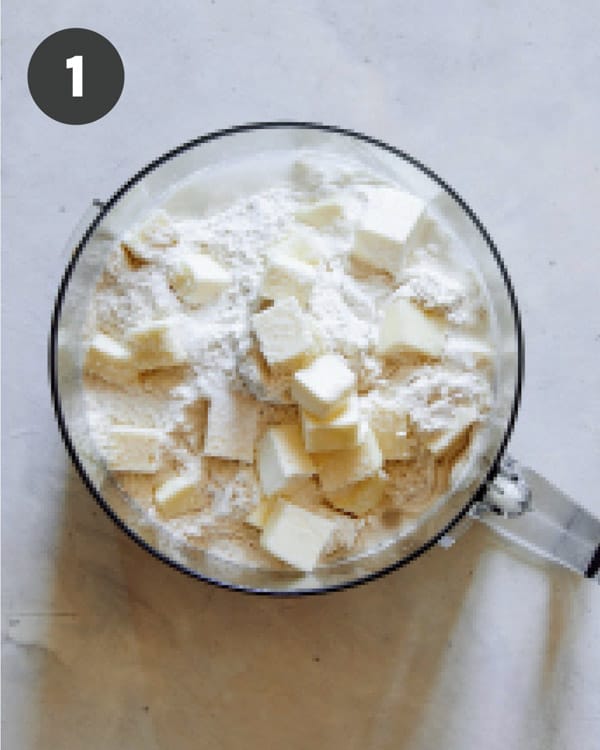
[[82, 150, 495, 569]]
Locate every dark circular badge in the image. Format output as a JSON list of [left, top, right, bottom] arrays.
[[28, 28, 124, 125]]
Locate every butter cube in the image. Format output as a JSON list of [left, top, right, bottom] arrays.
[[106, 426, 163, 473], [351, 187, 428, 276], [245, 496, 277, 529], [204, 389, 258, 463], [315, 427, 383, 492], [291, 354, 355, 419], [257, 424, 316, 496], [260, 254, 316, 305], [377, 298, 445, 358], [296, 201, 344, 228], [85, 333, 134, 385], [328, 473, 387, 516], [269, 230, 325, 266], [252, 297, 314, 369], [129, 319, 186, 370], [169, 253, 231, 305], [260, 499, 335, 572], [426, 406, 478, 456], [301, 393, 360, 452], [367, 400, 414, 460], [155, 466, 202, 518]]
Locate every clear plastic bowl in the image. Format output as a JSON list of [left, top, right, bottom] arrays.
[[49, 123, 524, 594]]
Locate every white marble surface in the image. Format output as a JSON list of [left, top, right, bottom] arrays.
[[2, 2, 599, 748]]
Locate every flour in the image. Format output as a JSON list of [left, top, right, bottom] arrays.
[[397, 242, 487, 327], [364, 365, 492, 434], [82, 149, 496, 570]]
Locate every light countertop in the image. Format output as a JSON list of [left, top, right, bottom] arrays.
[[2, 2, 599, 748]]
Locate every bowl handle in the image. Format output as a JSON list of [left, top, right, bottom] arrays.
[[441, 456, 600, 583]]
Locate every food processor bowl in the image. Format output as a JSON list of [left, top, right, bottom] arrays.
[[49, 123, 523, 594]]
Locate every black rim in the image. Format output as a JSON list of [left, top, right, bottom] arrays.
[[48, 121, 525, 596]]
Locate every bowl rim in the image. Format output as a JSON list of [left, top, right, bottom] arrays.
[[48, 120, 525, 596]]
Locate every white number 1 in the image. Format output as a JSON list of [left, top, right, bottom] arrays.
[[66, 55, 83, 97]]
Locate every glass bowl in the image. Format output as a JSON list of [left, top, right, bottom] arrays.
[[49, 122, 524, 594]]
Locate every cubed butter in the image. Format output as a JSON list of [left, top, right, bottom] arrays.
[[269, 230, 325, 266], [252, 297, 314, 369], [426, 406, 478, 456], [327, 473, 388, 516], [129, 319, 186, 370], [257, 424, 316, 496], [106, 426, 163, 473], [169, 253, 231, 305], [204, 389, 258, 463], [366, 399, 414, 460], [260, 499, 335, 572], [245, 496, 277, 529], [295, 201, 344, 228], [84, 332, 134, 385], [351, 187, 428, 276], [315, 427, 383, 492], [377, 298, 445, 358], [260, 254, 316, 305], [155, 466, 202, 518], [291, 354, 356, 418], [301, 393, 360, 452]]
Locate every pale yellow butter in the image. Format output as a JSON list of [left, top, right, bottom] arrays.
[[295, 200, 344, 228], [268, 229, 325, 266], [301, 393, 360, 452], [85, 332, 134, 385], [291, 353, 355, 418], [204, 389, 258, 463], [257, 424, 316, 497], [315, 426, 383, 492], [169, 253, 231, 305], [128, 319, 186, 370], [327, 473, 387, 516], [155, 466, 202, 518], [245, 496, 277, 529], [366, 399, 414, 460], [260, 499, 335, 572], [260, 254, 316, 305], [377, 298, 445, 358], [351, 187, 428, 276], [252, 297, 315, 369]]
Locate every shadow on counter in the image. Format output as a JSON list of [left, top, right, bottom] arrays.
[[32, 460, 582, 750]]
